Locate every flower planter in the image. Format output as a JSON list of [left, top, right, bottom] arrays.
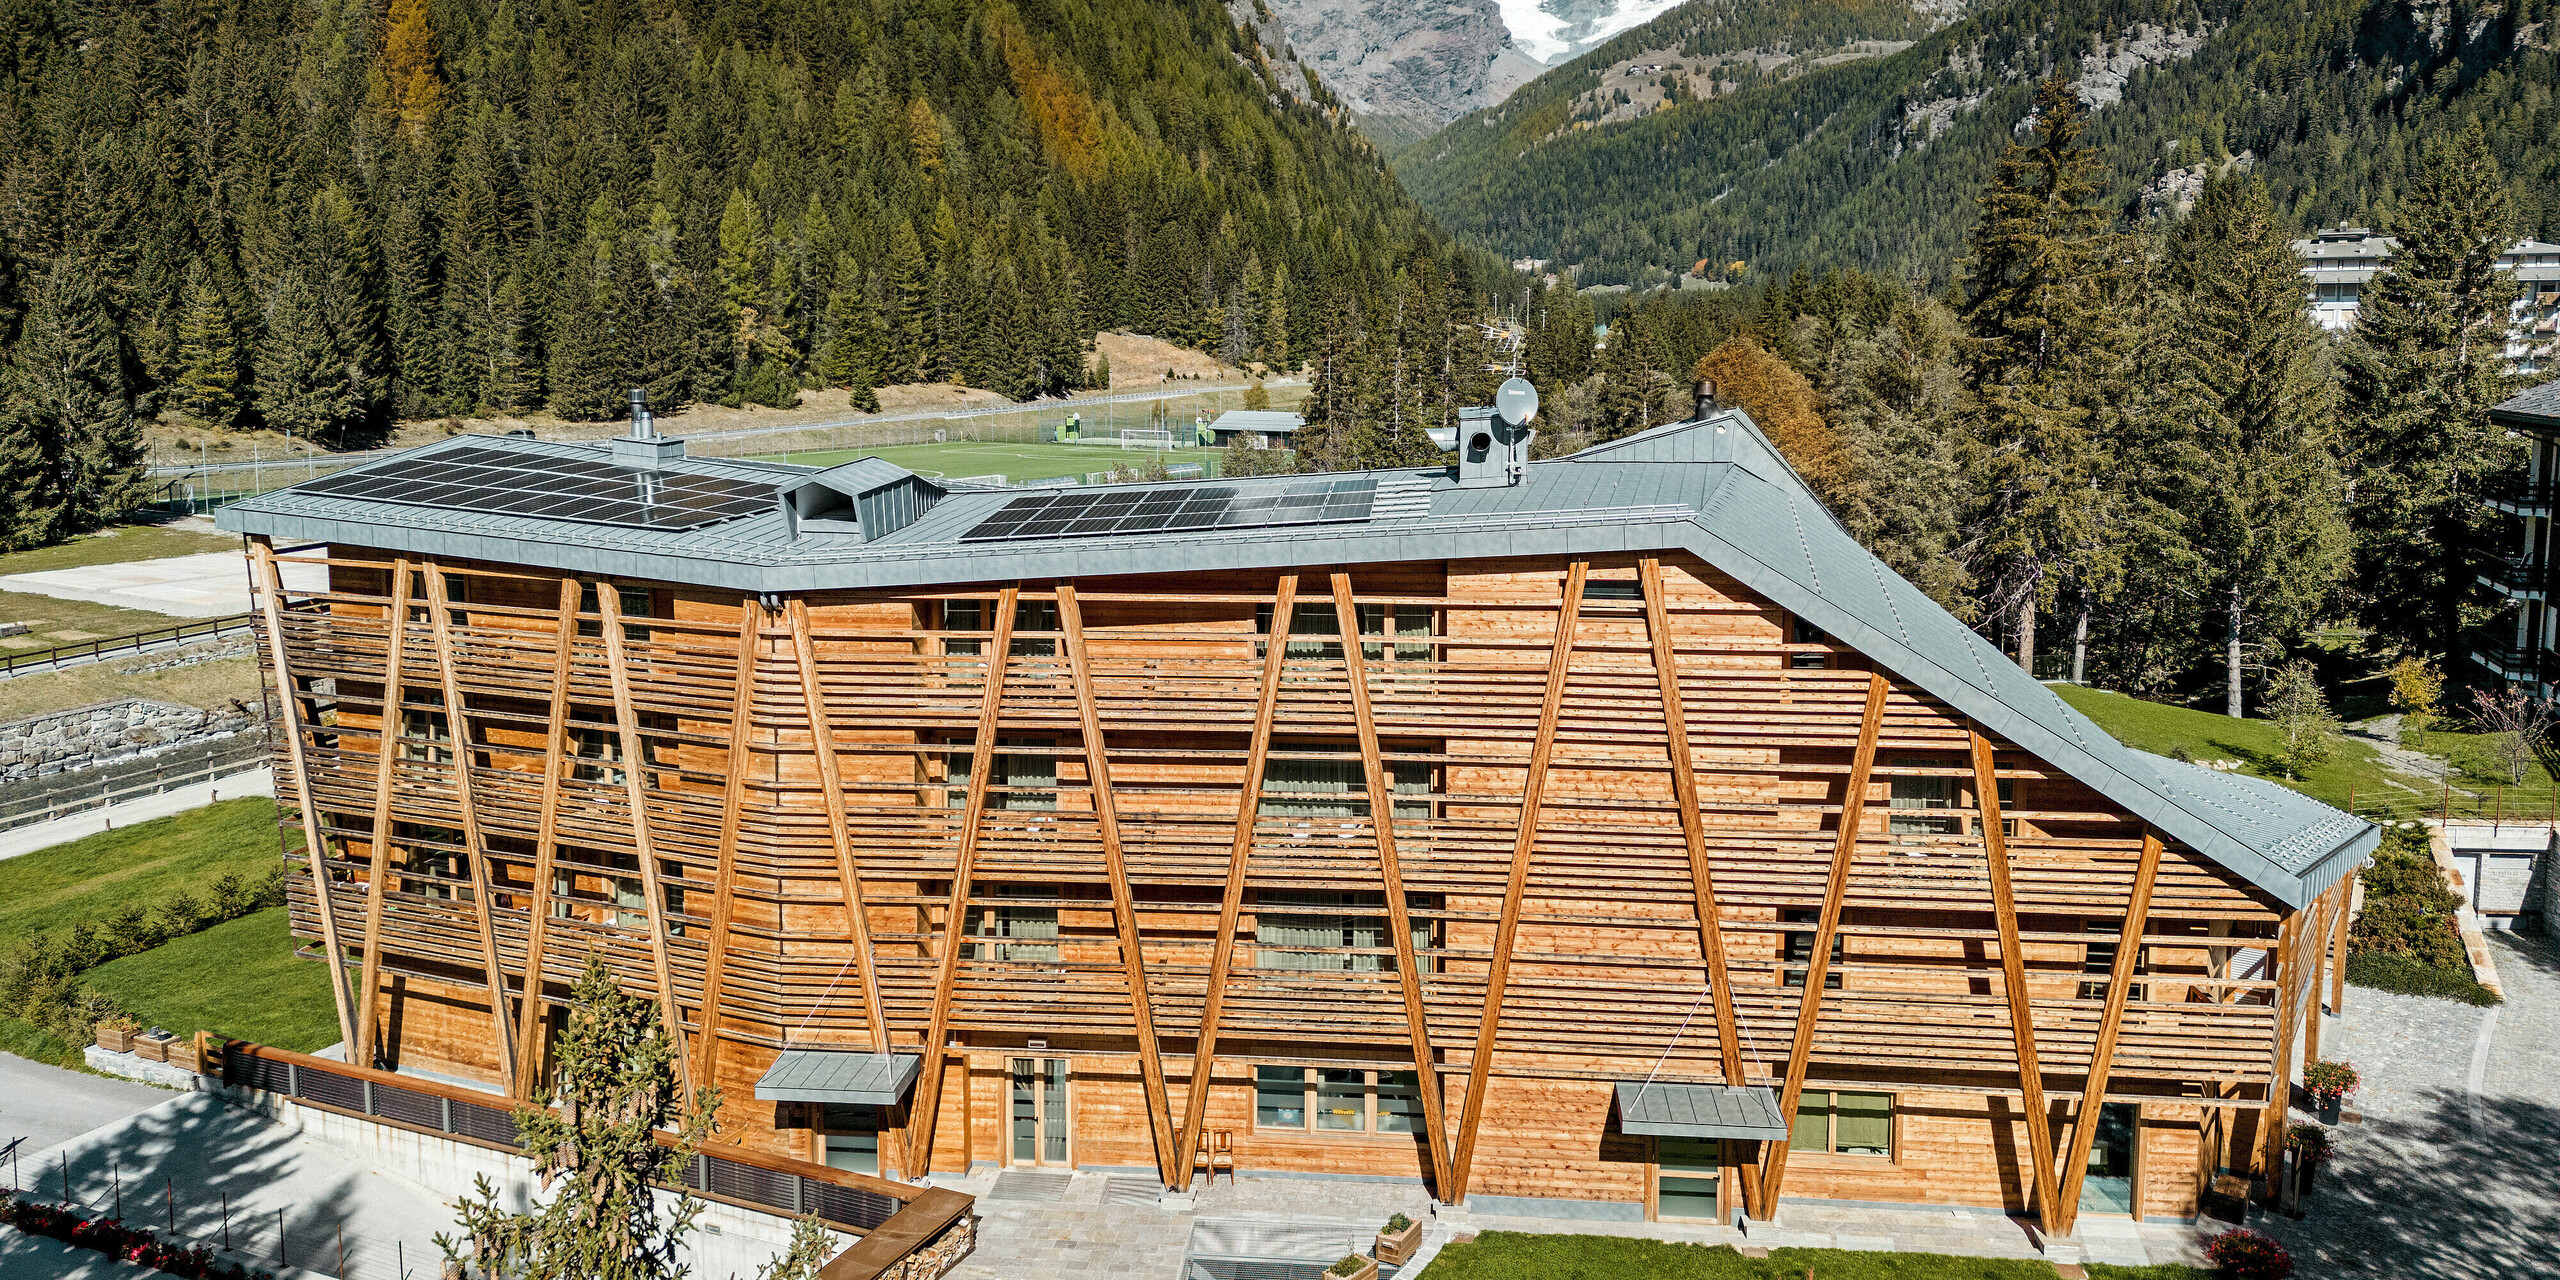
[[1375, 1221, 1424, 1265], [1323, 1259, 1379, 1280], [133, 1028, 174, 1063], [167, 1037, 205, 1074], [94, 1022, 137, 1054], [2316, 1095, 2341, 1124]]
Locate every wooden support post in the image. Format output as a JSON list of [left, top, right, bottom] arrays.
[[908, 587, 1021, 1175], [1173, 574, 1297, 1194], [352, 560, 413, 1069], [690, 600, 768, 1089], [251, 542, 360, 1057], [1756, 670, 1889, 1214], [787, 599, 895, 1056], [1447, 560, 1588, 1206], [2301, 880, 2337, 1070], [1971, 727, 2064, 1237], [598, 582, 692, 1093], [1056, 583, 1181, 1188], [1331, 572, 1454, 1198], [2253, 907, 2308, 1186], [1640, 556, 1755, 1219], [2329, 870, 2351, 1015], [422, 564, 522, 1094], [2051, 831, 2165, 1236], [509, 577, 582, 1099]]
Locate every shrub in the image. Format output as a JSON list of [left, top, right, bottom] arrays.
[[2205, 1228, 2291, 1280], [1326, 1255, 1368, 1277], [2350, 833, 2465, 970], [0, 1193, 278, 1279], [1383, 1212, 1412, 1233], [2345, 949, 2502, 1006], [2301, 1059, 2359, 1102]]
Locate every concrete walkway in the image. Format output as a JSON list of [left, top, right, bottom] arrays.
[[0, 1052, 167, 1166], [0, 767, 271, 862], [0, 548, 324, 619]]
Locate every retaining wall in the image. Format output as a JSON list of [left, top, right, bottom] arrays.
[[0, 696, 259, 784]]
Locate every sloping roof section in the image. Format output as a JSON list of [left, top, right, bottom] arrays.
[[221, 414, 2374, 907], [2491, 380, 2560, 430]]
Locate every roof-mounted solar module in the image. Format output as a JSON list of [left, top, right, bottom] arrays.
[[960, 476, 1378, 542], [296, 445, 778, 531]]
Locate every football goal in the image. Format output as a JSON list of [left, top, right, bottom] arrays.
[[1118, 427, 1179, 450]]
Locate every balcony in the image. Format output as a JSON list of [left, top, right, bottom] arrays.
[[2486, 478, 2560, 517], [2480, 554, 2548, 601], [2470, 632, 2541, 684]]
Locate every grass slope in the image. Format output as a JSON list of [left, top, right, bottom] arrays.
[[0, 522, 236, 577], [2051, 685, 2390, 812], [0, 797, 293, 941], [1414, 1233, 2208, 1279], [83, 907, 337, 1050]]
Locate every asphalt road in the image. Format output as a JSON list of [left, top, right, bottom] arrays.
[[0, 1052, 166, 1185]]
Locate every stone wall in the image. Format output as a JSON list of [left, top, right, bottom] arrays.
[[0, 696, 258, 783]]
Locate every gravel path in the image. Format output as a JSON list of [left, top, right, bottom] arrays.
[[2254, 931, 2560, 1276]]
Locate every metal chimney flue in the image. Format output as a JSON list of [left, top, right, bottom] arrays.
[[628, 387, 654, 438], [612, 385, 686, 469], [1694, 378, 1719, 419]]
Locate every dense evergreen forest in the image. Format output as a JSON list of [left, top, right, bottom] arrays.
[[0, 0, 1466, 545], [1398, 0, 2560, 286]]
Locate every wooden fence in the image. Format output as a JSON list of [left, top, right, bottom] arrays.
[[0, 612, 257, 680], [216, 1040, 973, 1280]]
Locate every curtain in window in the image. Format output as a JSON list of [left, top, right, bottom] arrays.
[[1256, 890, 1388, 971], [1260, 748, 1366, 819], [968, 888, 1060, 961], [996, 738, 1055, 812], [1832, 1092, 1891, 1155]]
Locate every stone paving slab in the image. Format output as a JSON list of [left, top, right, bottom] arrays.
[[0, 549, 327, 619]]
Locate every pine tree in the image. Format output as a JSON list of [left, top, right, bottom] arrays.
[[2162, 177, 2349, 716], [1955, 72, 2131, 672], [0, 256, 131, 546], [171, 260, 242, 429], [2340, 122, 2521, 658], [548, 240, 629, 421], [885, 220, 930, 384], [1262, 263, 1290, 369]]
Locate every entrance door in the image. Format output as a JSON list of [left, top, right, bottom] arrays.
[[1010, 1057, 1070, 1166], [2078, 1102, 2137, 1215], [1654, 1137, 1720, 1222]]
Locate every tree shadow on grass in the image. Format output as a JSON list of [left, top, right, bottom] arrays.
[[2250, 1087, 2560, 1279]]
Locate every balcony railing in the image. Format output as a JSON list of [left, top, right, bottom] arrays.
[[2485, 479, 2560, 517], [2470, 631, 2541, 683], [2479, 554, 2548, 601]]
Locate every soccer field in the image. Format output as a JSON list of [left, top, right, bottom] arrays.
[[754, 439, 1219, 483]]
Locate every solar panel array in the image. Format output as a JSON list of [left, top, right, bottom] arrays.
[[960, 476, 1378, 542], [296, 445, 779, 531]]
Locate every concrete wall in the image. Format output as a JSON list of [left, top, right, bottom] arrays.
[[0, 696, 258, 783], [222, 1085, 849, 1280], [2437, 821, 2555, 933]]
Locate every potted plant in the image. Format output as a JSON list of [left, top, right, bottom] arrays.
[[2302, 1059, 2359, 1124], [133, 1026, 175, 1064], [1375, 1212, 1422, 1265], [94, 1015, 139, 1055], [1325, 1253, 1378, 1280], [2284, 1123, 2331, 1201], [2205, 1228, 2291, 1280], [167, 1033, 204, 1075]]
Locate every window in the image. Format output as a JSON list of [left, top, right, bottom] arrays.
[[569, 710, 624, 785], [1257, 600, 1345, 661], [993, 738, 1055, 812], [1252, 1066, 1423, 1136], [1790, 1090, 1892, 1157], [1780, 908, 1842, 989], [1582, 580, 1642, 602], [2079, 922, 2143, 1001], [577, 584, 652, 640], [393, 822, 465, 899], [1888, 759, 1958, 837], [1254, 890, 1434, 973], [1259, 742, 1435, 822], [1010, 600, 1058, 659], [1995, 778, 2019, 839], [966, 885, 1060, 961], [1790, 616, 1829, 668], [1256, 602, 1436, 664], [398, 693, 453, 766], [820, 1103, 882, 1175], [1793, 618, 1827, 644]]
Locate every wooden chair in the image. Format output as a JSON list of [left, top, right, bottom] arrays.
[[1196, 1128, 1236, 1186]]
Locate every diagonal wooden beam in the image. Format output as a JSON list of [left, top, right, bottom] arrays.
[[1971, 727, 2064, 1237], [1756, 669, 1889, 1213], [1332, 572, 1453, 1198], [2329, 869, 2350, 1015], [2052, 830, 2164, 1236], [1447, 559, 1588, 1206], [509, 577, 582, 1099], [1174, 573, 1297, 1194], [1640, 557, 1755, 1217], [251, 541, 360, 1057], [599, 581, 692, 1094], [690, 599, 769, 1089], [422, 563, 522, 1094], [787, 598, 894, 1057], [353, 559, 414, 1069], [1056, 583, 1181, 1188], [909, 587, 1020, 1175]]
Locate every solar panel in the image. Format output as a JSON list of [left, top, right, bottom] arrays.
[[960, 477, 1377, 542], [295, 445, 778, 531]]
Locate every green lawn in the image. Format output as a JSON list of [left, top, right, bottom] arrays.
[[83, 907, 338, 1050], [754, 439, 1218, 483], [1413, 1233, 2208, 1279], [0, 797, 294, 941], [0, 522, 235, 576], [2053, 684, 2393, 812]]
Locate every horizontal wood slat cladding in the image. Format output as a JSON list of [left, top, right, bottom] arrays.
[[255, 547, 2299, 1217]]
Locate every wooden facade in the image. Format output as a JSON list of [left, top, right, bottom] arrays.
[[247, 535, 2355, 1234]]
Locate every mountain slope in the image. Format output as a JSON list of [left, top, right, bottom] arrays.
[[1399, 0, 2560, 285], [1258, 0, 1545, 144]]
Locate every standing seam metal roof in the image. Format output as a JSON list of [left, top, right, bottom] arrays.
[[219, 415, 2373, 908]]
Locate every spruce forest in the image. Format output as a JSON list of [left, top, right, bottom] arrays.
[[0, 0, 1458, 545]]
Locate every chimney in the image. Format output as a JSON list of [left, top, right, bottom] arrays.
[[611, 386, 685, 470], [1457, 378, 1540, 488], [1694, 377, 1718, 419]]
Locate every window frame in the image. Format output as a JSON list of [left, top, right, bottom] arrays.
[[1779, 907, 1843, 990], [1787, 1088, 1896, 1160], [966, 884, 1062, 962], [1249, 1065, 1424, 1138]]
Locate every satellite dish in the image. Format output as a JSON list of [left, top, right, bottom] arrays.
[[1495, 377, 1540, 426]]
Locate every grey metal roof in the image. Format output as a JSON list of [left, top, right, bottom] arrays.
[[1209, 410, 1306, 433], [754, 1050, 922, 1104], [219, 413, 2375, 908], [2493, 381, 2560, 430], [1614, 1081, 1788, 1139]]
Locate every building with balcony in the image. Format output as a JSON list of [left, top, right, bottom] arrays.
[[213, 403, 2372, 1237], [2290, 225, 2560, 373], [2477, 382, 2560, 692]]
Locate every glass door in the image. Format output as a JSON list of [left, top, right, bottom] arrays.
[[1655, 1137, 1721, 1222], [1010, 1057, 1070, 1166], [820, 1103, 879, 1175], [2078, 1102, 2137, 1215]]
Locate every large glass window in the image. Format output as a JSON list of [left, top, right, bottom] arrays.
[[1888, 759, 1958, 836], [393, 822, 464, 900], [1790, 1090, 1892, 1157], [1252, 1067, 1423, 1137], [1780, 908, 1842, 989], [1254, 890, 1433, 972], [1259, 743, 1435, 821], [569, 709, 624, 785], [1256, 602, 1435, 663], [1656, 1136, 1721, 1221], [994, 738, 1055, 812], [820, 1103, 881, 1175], [967, 885, 1060, 961], [397, 692, 453, 766], [577, 584, 651, 640]]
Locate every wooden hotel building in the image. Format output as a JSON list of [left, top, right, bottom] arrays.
[[218, 398, 2374, 1237]]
